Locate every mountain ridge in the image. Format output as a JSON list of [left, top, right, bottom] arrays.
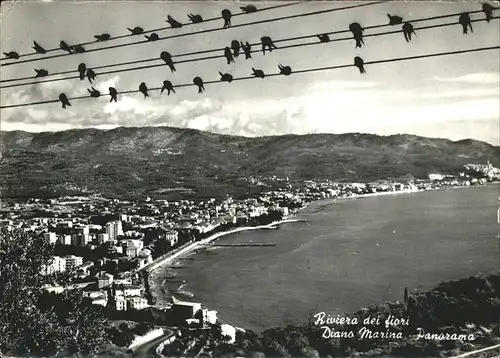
[[1, 126, 498, 198]]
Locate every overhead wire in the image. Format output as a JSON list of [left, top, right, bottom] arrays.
[[1, 45, 498, 110], [0, 1, 388, 67], [0, 7, 495, 85], [1, 16, 498, 90], [0, 2, 300, 62]]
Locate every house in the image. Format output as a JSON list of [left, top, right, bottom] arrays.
[[96, 272, 114, 289], [64, 255, 83, 271], [127, 296, 148, 311], [41, 256, 66, 275], [221, 324, 236, 343], [115, 297, 127, 311], [170, 300, 201, 323]]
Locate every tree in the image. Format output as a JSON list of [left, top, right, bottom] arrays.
[[0, 229, 110, 356]]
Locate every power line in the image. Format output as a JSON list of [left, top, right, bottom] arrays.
[[1, 45, 498, 110], [1, 16, 497, 90], [1, 7, 494, 85], [0, 1, 388, 68], [0, 2, 299, 62]]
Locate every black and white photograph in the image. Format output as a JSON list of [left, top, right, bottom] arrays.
[[1, 0, 500, 357]]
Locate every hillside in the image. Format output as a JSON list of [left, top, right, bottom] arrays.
[[1, 127, 499, 198]]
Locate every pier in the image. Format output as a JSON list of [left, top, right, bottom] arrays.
[[210, 243, 276, 247]]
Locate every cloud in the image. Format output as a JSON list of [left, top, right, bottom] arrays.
[[433, 73, 500, 84]]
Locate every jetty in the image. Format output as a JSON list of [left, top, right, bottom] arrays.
[[210, 243, 276, 247]]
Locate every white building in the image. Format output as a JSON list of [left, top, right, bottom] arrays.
[[41, 256, 66, 275], [43, 232, 58, 244], [58, 234, 72, 245], [97, 233, 109, 244], [106, 221, 123, 241], [127, 296, 148, 311], [64, 255, 83, 271], [115, 297, 127, 311], [96, 272, 114, 289], [428, 173, 444, 181], [220, 324, 236, 343]]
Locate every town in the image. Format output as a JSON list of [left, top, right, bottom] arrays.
[[0, 161, 498, 355]]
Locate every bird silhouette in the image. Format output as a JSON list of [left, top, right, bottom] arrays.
[[127, 27, 144, 35], [193, 77, 205, 93], [3, 51, 19, 59], [145, 33, 159, 41], [161, 80, 176, 95], [278, 64, 292, 76], [188, 13, 203, 23], [231, 40, 241, 57], [60, 41, 73, 54], [482, 3, 497, 22], [387, 14, 403, 25], [224, 47, 234, 64], [317, 34, 330, 43], [34, 69, 49, 78], [94, 33, 111, 41], [349, 23, 365, 48], [240, 4, 258, 13], [221, 9, 232, 28], [402, 22, 416, 42], [109, 87, 118, 102], [78, 63, 86, 80], [87, 87, 101, 98], [59, 93, 71, 109], [219, 72, 233, 83], [261, 36, 277, 55], [139, 82, 149, 98], [166, 15, 183, 28], [458, 13, 473, 34], [354, 56, 366, 74], [242, 42, 252, 59], [252, 68, 265, 78], [72, 45, 86, 53], [32, 41, 47, 54], [86, 68, 96, 84], [160, 51, 176, 72]]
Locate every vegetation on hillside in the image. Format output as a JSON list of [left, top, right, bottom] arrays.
[[1, 127, 499, 198]]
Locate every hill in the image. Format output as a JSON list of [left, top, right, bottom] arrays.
[[1, 127, 499, 198]]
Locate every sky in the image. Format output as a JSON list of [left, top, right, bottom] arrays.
[[0, 0, 499, 145]]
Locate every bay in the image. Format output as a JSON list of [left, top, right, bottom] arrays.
[[156, 184, 500, 332]]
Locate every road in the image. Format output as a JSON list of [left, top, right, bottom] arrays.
[[131, 329, 175, 358]]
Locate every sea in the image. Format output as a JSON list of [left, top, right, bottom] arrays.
[[153, 184, 500, 332]]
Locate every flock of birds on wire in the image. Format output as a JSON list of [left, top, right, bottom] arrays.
[[1, 2, 499, 109]]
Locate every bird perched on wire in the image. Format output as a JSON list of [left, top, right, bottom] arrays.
[[3, 51, 19, 59], [59, 93, 71, 109], [402, 22, 416, 42], [261, 36, 277, 55], [72, 45, 86, 53], [78, 63, 86, 80], [278, 64, 292, 76], [86, 68, 96, 84], [193, 77, 205, 93], [34, 69, 49, 78], [145, 33, 159, 41], [32, 41, 47, 54], [349, 23, 365, 48], [221, 9, 232, 28], [387, 14, 403, 25], [252, 68, 265, 78], [224, 47, 234, 64], [127, 27, 144, 35], [109, 87, 118, 102], [231, 40, 241, 57], [482, 3, 497, 22], [240, 4, 257, 13], [60, 41, 73, 54], [160, 51, 176, 72], [317, 34, 330, 43], [188, 13, 203, 23], [219, 72, 233, 83], [161, 80, 175, 95], [458, 13, 473, 34], [166, 15, 183, 28], [139, 82, 149, 98], [242, 42, 252, 59], [87, 87, 101, 98], [354, 56, 366, 74], [94, 33, 111, 41]]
